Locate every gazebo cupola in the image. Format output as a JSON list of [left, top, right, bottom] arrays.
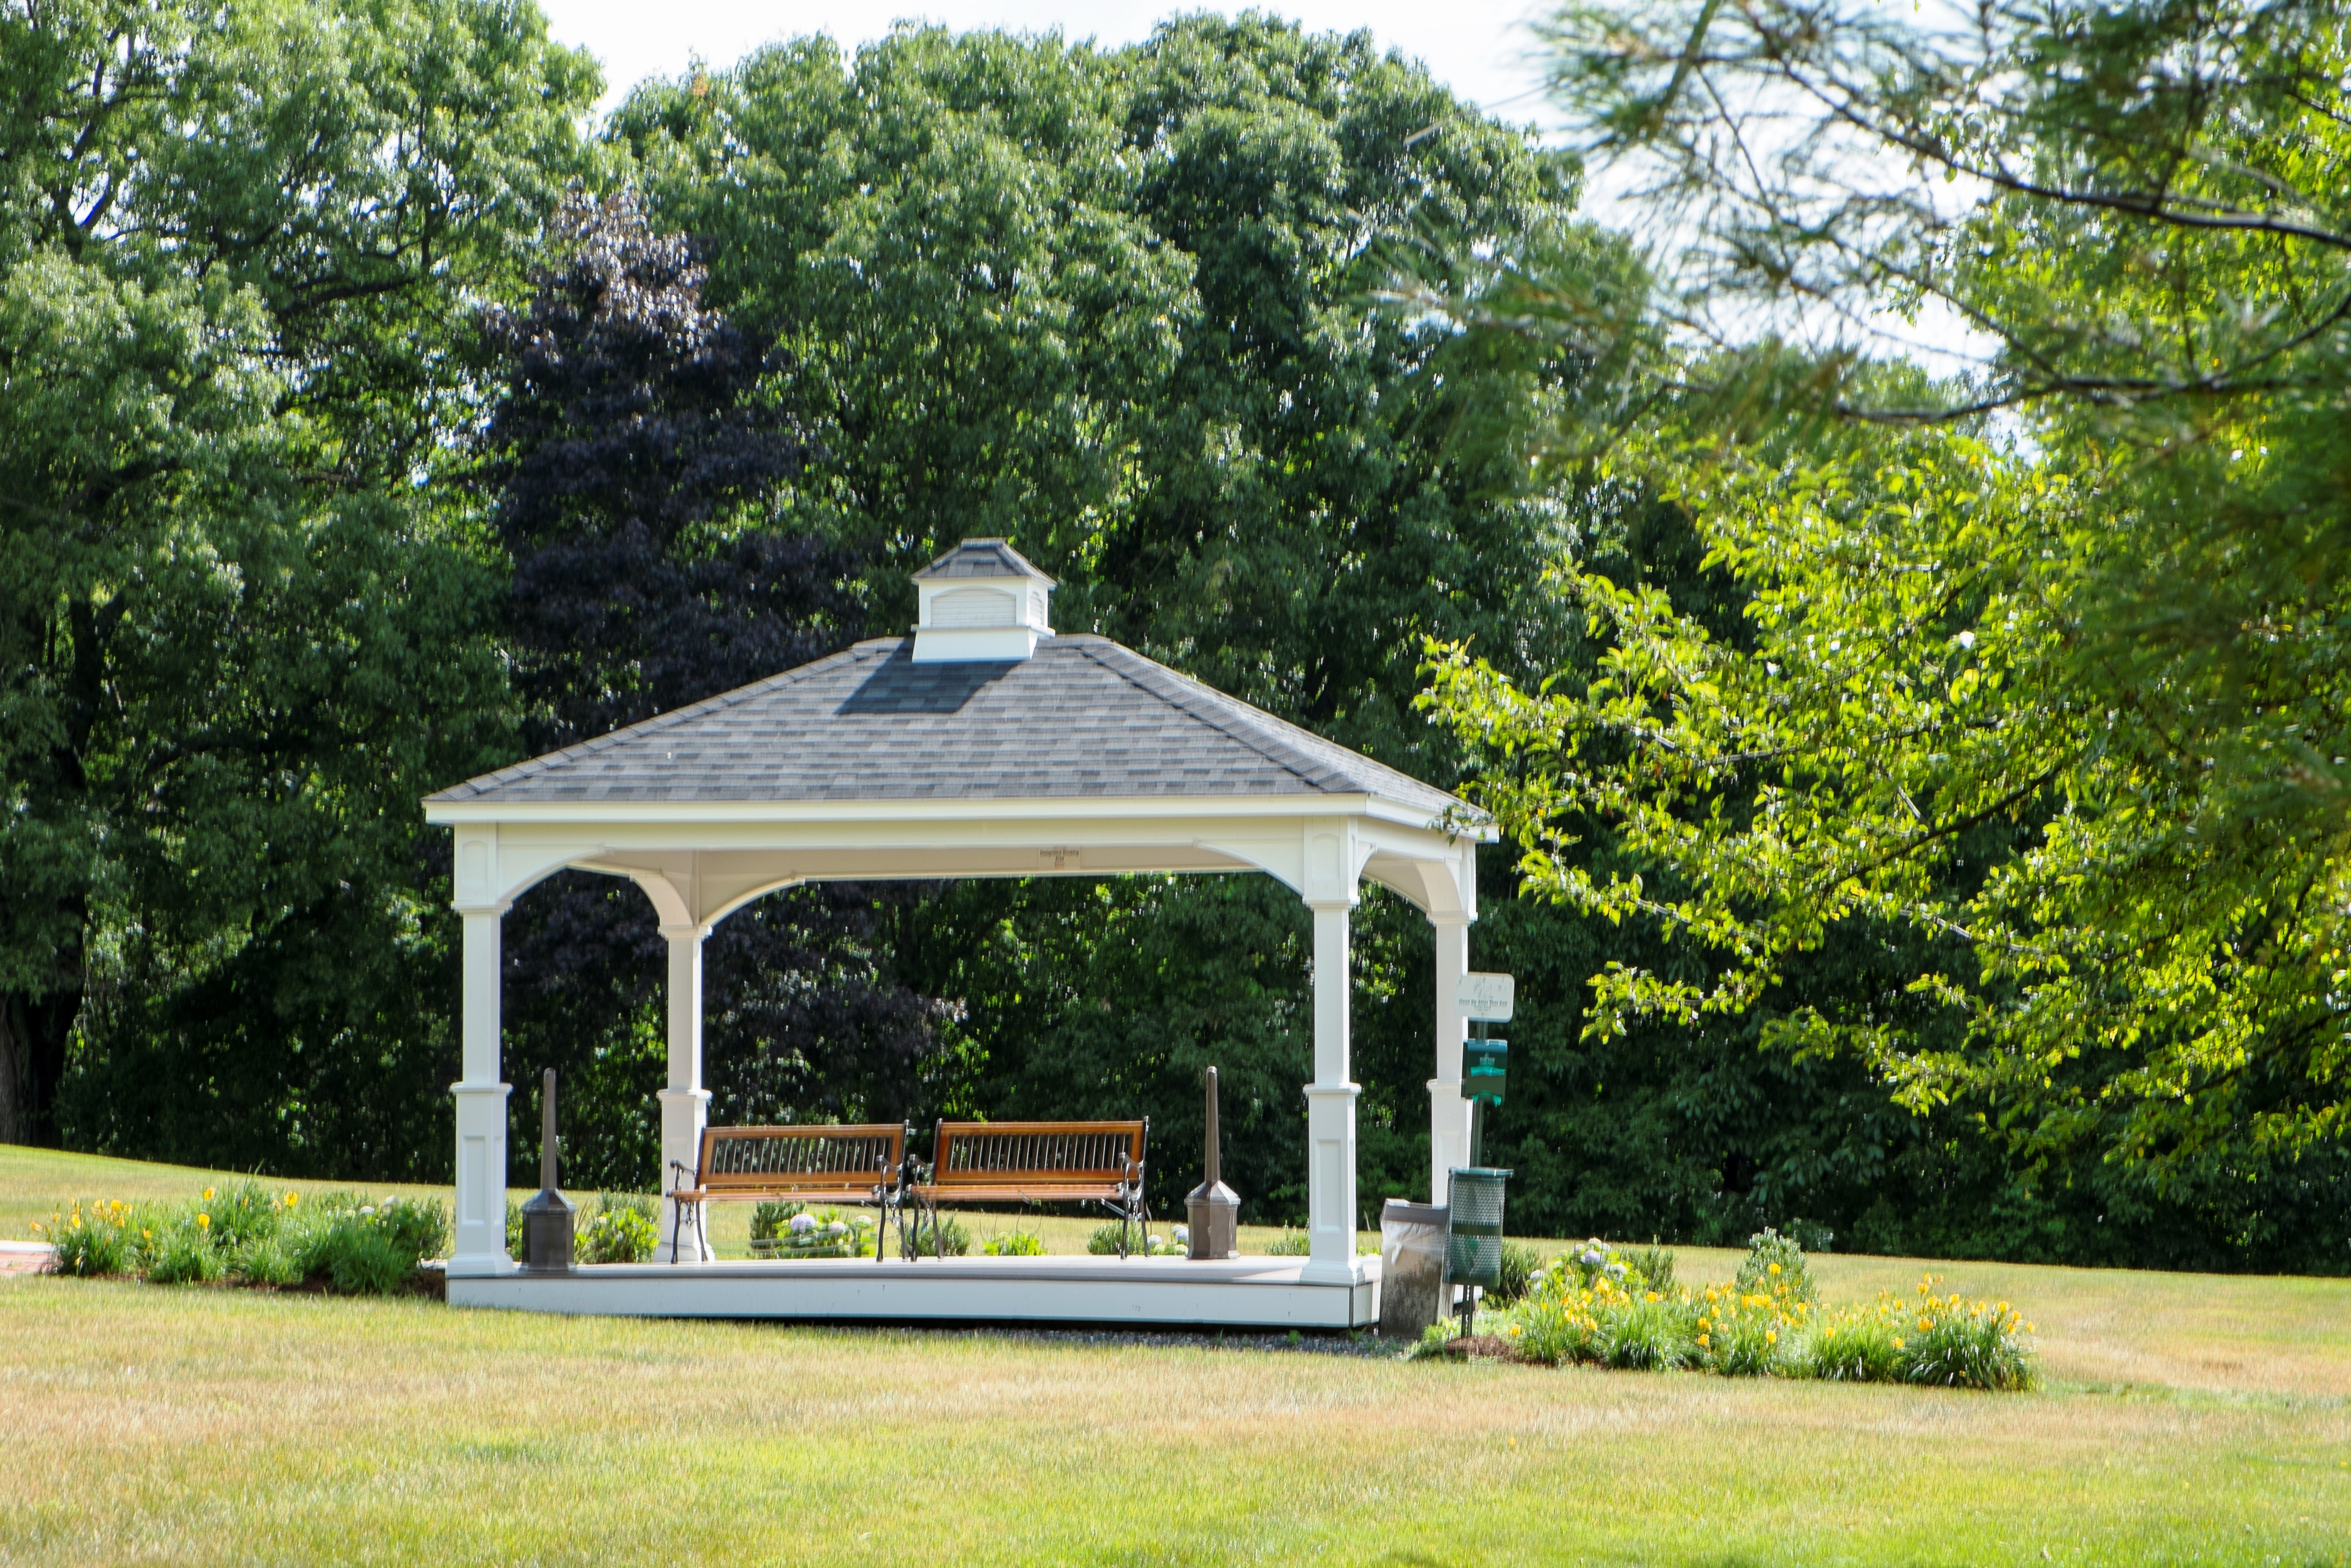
[[911, 537, 1055, 662]]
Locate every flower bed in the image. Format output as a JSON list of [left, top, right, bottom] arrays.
[[32, 1184, 449, 1297], [1423, 1232, 2035, 1391]]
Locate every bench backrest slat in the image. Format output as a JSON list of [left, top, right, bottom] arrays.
[[930, 1120, 1145, 1188], [697, 1124, 904, 1193]]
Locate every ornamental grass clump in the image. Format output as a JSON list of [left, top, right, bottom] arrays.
[[1089, 1221, 1155, 1255], [907, 1213, 971, 1256]]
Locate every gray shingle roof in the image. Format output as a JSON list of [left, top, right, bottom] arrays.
[[911, 538, 1054, 584], [426, 635, 1468, 817]]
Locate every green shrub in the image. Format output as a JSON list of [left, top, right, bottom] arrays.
[[982, 1229, 1046, 1256], [33, 1200, 134, 1277], [575, 1211, 657, 1265], [591, 1191, 660, 1224], [370, 1196, 450, 1261], [1260, 1229, 1309, 1256], [906, 1213, 970, 1257], [506, 1197, 523, 1256], [312, 1222, 412, 1294], [1088, 1221, 1141, 1255], [292, 1201, 434, 1295], [1736, 1228, 1817, 1304]]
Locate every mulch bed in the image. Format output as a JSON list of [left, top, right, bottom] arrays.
[[1421, 1333, 1528, 1362]]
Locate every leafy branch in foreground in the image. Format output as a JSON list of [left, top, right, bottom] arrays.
[[1538, 0, 2351, 425], [1426, 412, 2351, 1169], [1412, 0, 2351, 1178]]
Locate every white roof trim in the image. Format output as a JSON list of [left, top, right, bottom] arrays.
[[426, 790, 1494, 839]]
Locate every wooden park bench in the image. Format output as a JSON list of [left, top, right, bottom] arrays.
[[666, 1123, 910, 1265], [906, 1119, 1152, 1257]]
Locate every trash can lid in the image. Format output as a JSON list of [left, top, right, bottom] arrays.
[[1381, 1200, 1447, 1227]]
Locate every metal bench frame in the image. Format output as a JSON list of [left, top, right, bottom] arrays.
[[665, 1123, 911, 1264], [906, 1118, 1152, 1258]]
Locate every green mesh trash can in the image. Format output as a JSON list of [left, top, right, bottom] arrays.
[[1444, 1167, 1512, 1289]]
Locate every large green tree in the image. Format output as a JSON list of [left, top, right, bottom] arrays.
[[1425, 0, 2351, 1201], [0, 0, 596, 1165], [601, 19, 1616, 1218]]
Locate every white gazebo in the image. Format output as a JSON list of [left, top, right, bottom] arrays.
[[424, 540, 1490, 1326]]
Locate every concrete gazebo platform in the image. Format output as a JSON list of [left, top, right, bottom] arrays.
[[424, 540, 1489, 1327]]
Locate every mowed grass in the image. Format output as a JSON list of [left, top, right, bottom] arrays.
[[4, 1148, 2348, 1566]]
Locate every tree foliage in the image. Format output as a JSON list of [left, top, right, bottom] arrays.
[[597, 18, 1614, 1213], [1425, 0, 2351, 1184], [478, 193, 950, 1188], [1, 0, 597, 1159]]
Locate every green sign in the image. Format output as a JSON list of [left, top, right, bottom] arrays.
[[1464, 1038, 1507, 1107]]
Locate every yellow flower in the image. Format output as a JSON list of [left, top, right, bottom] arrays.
[[286, 1192, 301, 1208], [204, 1188, 215, 1201], [1766, 1330, 1777, 1344], [1767, 1262, 1781, 1277], [197, 1214, 210, 1229], [1894, 1338, 1905, 1350], [1645, 1291, 1660, 1303], [1697, 1333, 1710, 1349]]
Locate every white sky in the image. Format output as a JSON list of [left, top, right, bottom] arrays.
[[537, 0, 1567, 128]]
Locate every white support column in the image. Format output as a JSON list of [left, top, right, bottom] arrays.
[[658, 924, 713, 1262], [1303, 901, 1360, 1284], [1427, 912, 1471, 1208], [449, 905, 515, 1276], [1299, 817, 1364, 1287]]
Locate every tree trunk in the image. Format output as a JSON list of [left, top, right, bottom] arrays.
[[0, 989, 76, 1147], [0, 997, 21, 1145]]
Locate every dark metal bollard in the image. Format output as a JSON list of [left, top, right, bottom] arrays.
[[519, 1067, 575, 1271], [1186, 1066, 1240, 1260]]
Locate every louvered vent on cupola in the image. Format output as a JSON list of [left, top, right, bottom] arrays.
[[910, 538, 1056, 662]]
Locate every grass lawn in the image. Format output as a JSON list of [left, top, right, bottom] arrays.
[[4, 1147, 2346, 1565]]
